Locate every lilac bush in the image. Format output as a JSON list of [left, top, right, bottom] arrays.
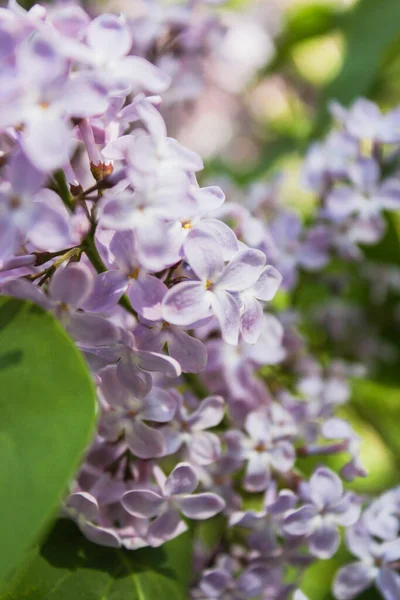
[[1, 1, 400, 599]]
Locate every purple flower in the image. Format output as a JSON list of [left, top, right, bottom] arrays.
[[122, 463, 225, 546], [284, 467, 361, 559], [4, 263, 119, 346], [99, 365, 177, 459], [64, 491, 121, 548], [160, 394, 225, 465], [226, 410, 295, 492], [333, 519, 400, 600], [162, 230, 266, 345]]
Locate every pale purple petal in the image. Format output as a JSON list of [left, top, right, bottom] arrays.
[[188, 396, 225, 431], [284, 505, 318, 536], [376, 568, 400, 600], [309, 522, 340, 559], [184, 229, 224, 282], [177, 493, 225, 519], [116, 360, 152, 398], [49, 264, 93, 308], [22, 110, 75, 172], [251, 265, 282, 301], [66, 492, 99, 521], [126, 420, 165, 459], [83, 270, 128, 312], [382, 539, 400, 563], [129, 274, 167, 321], [164, 462, 198, 497], [211, 289, 240, 345], [310, 467, 343, 510], [333, 562, 376, 600], [68, 313, 119, 345], [122, 489, 164, 518], [86, 14, 132, 60], [135, 349, 181, 378], [244, 453, 270, 492], [162, 280, 210, 326], [141, 388, 177, 422], [119, 56, 171, 94], [148, 509, 187, 547], [195, 218, 238, 260], [270, 441, 295, 472], [245, 412, 270, 443], [199, 569, 229, 597], [167, 329, 207, 373], [241, 295, 263, 345], [188, 431, 221, 466], [28, 201, 71, 251], [216, 249, 266, 292], [80, 521, 121, 548]]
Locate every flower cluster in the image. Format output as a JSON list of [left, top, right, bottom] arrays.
[[1, 1, 400, 599]]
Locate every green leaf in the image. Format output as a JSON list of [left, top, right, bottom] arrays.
[[315, 0, 400, 134], [0, 297, 96, 583], [263, 3, 347, 75], [4, 520, 192, 600]]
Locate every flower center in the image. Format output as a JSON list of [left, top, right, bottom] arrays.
[[205, 279, 212, 290], [129, 267, 140, 279]]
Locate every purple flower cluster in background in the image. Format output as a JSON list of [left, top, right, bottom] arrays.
[[1, 2, 400, 599]]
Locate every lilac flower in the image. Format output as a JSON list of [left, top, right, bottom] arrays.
[[82, 329, 182, 398], [162, 230, 267, 344], [64, 491, 121, 548], [122, 463, 225, 546], [99, 365, 177, 459], [333, 520, 400, 600], [330, 98, 400, 144], [226, 410, 295, 492], [284, 467, 361, 559], [4, 263, 119, 346], [160, 394, 225, 465], [325, 158, 400, 222], [195, 555, 270, 599]]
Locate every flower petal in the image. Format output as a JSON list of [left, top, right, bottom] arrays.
[[127, 420, 165, 459], [49, 263, 93, 308], [184, 229, 224, 282], [211, 289, 240, 346], [188, 396, 225, 431], [333, 562, 375, 600], [122, 489, 164, 518], [177, 493, 225, 520], [310, 467, 343, 510], [309, 522, 340, 559], [251, 265, 282, 301], [164, 462, 198, 497], [216, 249, 266, 292], [162, 280, 210, 326], [147, 509, 187, 547]]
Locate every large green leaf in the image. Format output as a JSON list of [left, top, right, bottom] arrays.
[[4, 520, 192, 600], [0, 297, 96, 583], [315, 0, 400, 134]]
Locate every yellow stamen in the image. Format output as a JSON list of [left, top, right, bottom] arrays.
[[360, 138, 373, 157], [205, 280, 212, 290], [129, 267, 140, 280]]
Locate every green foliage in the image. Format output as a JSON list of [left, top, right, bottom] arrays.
[[3, 520, 192, 600], [0, 298, 96, 584], [315, 0, 400, 133]]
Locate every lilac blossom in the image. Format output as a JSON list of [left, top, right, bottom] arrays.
[[333, 519, 400, 600], [160, 393, 225, 465], [122, 463, 225, 546], [284, 467, 361, 559], [162, 229, 267, 344]]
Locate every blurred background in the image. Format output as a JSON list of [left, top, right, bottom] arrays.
[[15, 0, 400, 597]]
